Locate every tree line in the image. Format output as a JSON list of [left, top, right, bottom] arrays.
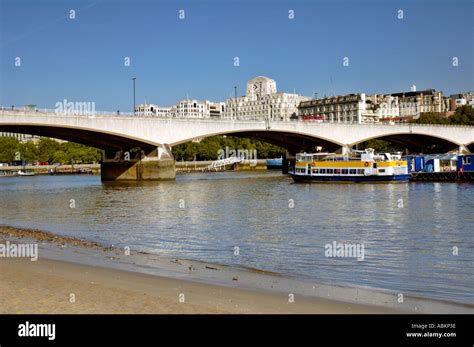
[[0, 137, 102, 165], [409, 105, 474, 125], [0, 136, 284, 164], [172, 136, 285, 161]]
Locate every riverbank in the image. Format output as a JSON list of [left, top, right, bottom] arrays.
[[0, 163, 100, 175], [0, 160, 271, 176], [176, 159, 268, 172], [1, 226, 472, 314]]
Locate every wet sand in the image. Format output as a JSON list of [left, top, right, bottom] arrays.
[[1, 226, 471, 314], [0, 256, 397, 314]]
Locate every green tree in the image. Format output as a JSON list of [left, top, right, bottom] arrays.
[[59, 142, 101, 163], [19, 141, 40, 163], [37, 138, 61, 163], [171, 135, 285, 161], [410, 106, 474, 125], [0, 137, 101, 164], [356, 139, 404, 153], [450, 105, 474, 125], [0, 137, 21, 163], [51, 150, 68, 164], [410, 113, 450, 125]]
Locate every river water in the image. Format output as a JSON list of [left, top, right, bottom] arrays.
[[0, 172, 473, 304]]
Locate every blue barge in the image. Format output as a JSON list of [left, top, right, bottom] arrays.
[[407, 154, 474, 181]]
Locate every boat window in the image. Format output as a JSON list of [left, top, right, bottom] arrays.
[[342, 169, 348, 174], [379, 169, 385, 173], [357, 169, 364, 174], [312, 169, 319, 174], [335, 169, 341, 174], [373, 163, 377, 168], [320, 169, 326, 174], [327, 169, 334, 174], [349, 169, 356, 174], [463, 157, 471, 165]]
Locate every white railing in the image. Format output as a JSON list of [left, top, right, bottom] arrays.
[[204, 156, 244, 171], [0, 107, 134, 117], [0, 106, 473, 127]]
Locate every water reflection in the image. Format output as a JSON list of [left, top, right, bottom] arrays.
[[0, 172, 473, 304]]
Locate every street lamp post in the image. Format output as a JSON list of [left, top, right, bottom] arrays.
[[132, 77, 136, 115]]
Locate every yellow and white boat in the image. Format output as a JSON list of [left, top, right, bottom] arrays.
[[290, 149, 409, 183]]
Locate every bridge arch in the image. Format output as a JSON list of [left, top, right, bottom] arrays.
[[171, 130, 345, 153], [351, 132, 462, 153], [0, 124, 161, 152]]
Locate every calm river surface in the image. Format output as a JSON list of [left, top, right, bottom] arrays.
[[1, 172, 473, 304]]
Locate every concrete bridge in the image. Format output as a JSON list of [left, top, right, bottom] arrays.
[[1, 109, 473, 180]]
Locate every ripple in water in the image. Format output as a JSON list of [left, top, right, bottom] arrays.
[[1, 173, 473, 304]]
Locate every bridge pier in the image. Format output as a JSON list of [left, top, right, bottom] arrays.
[[282, 151, 296, 174], [459, 145, 471, 154], [337, 145, 351, 156], [101, 145, 176, 181]]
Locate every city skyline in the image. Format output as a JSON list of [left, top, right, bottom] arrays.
[[1, 0, 473, 111]]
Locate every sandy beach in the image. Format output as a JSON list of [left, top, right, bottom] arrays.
[[0, 226, 399, 314], [1, 226, 472, 314], [0, 256, 398, 314]]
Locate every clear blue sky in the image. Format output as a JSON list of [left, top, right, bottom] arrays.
[[1, 0, 473, 112]]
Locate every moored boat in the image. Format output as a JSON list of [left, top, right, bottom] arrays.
[[0, 170, 17, 177], [266, 158, 283, 170], [17, 169, 35, 176], [290, 149, 409, 183]]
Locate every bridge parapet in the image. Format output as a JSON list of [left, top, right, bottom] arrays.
[[1, 108, 473, 159], [2, 108, 474, 128]]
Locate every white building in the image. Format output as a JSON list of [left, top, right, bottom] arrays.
[[298, 93, 405, 124], [298, 94, 368, 124], [224, 76, 310, 121], [0, 132, 40, 143], [364, 94, 400, 122], [171, 99, 225, 118], [391, 89, 446, 117], [209, 102, 226, 118], [136, 100, 225, 118], [135, 104, 171, 117], [449, 92, 474, 109]]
